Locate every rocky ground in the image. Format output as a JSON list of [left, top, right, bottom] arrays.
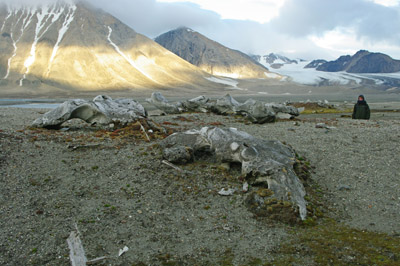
[[0, 106, 399, 265]]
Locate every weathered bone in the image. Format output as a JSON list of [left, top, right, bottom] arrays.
[[32, 95, 147, 128], [235, 99, 276, 123], [146, 92, 299, 123], [146, 92, 183, 114], [210, 94, 240, 115], [161, 127, 307, 220]]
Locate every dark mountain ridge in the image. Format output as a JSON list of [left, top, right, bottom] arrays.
[[304, 59, 328, 69], [316, 50, 400, 73], [155, 27, 276, 79]]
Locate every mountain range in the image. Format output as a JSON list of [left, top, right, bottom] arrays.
[[314, 50, 400, 73], [250, 53, 300, 69], [0, 1, 227, 95], [155, 27, 274, 79], [0, 1, 399, 96]]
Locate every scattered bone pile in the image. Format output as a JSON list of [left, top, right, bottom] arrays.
[[32, 94, 307, 221], [147, 92, 299, 123]]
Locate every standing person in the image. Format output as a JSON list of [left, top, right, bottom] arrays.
[[352, 95, 370, 120]]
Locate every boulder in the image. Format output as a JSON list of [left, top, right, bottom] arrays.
[[161, 127, 307, 220], [32, 95, 147, 129]]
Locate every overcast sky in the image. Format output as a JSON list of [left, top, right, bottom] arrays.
[[3, 0, 400, 60]]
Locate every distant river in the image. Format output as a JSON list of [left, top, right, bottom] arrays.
[[0, 99, 63, 109]]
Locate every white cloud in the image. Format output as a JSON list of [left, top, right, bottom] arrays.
[[371, 0, 399, 6], [156, 0, 286, 23]]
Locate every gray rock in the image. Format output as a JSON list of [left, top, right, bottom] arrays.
[[161, 127, 307, 220], [32, 95, 147, 129], [338, 184, 351, 191]]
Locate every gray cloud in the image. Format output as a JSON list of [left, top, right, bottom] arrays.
[[84, 0, 330, 59], [1, 0, 399, 60], [271, 0, 400, 43], [1, 0, 73, 6], [86, 0, 221, 37], [85, 0, 400, 59]]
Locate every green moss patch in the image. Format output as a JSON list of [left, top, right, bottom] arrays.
[[290, 102, 352, 114], [274, 219, 400, 265]]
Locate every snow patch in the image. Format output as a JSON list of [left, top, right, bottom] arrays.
[[205, 76, 243, 90], [107, 26, 155, 82], [1, 9, 13, 31], [20, 4, 75, 85], [4, 7, 36, 79], [47, 4, 77, 76], [266, 61, 379, 85], [22, 6, 52, 84], [213, 72, 240, 79], [264, 72, 281, 79], [260, 59, 400, 86]]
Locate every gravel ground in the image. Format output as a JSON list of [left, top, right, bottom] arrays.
[[0, 107, 399, 265]]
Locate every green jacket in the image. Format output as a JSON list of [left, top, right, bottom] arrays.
[[352, 102, 370, 120]]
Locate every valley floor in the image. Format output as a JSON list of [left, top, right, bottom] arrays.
[[0, 107, 399, 265]]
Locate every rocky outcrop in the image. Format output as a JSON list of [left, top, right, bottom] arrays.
[[155, 27, 273, 79], [161, 127, 307, 220], [316, 50, 400, 73], [251, 53, 301, 70], [32, 95, 147, 129], [304, 59, 328, 69], [263, 53, 298, 65]]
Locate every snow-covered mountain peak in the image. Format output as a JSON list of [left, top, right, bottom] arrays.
[[251, 53, 300, 70], [3, 0, 76, 10], [0, 1, 221, 93]]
